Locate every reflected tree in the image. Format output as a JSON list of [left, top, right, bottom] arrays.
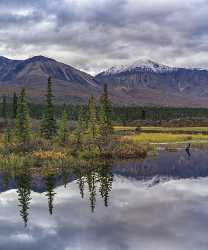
[[87, 171, 97, 213], [16, 169, 32, 227], [99, 164, 113, 207], [74, 168, 86, 199], [45, 175, 56, 215], [77, 175, 85, 199], [62, 167, 70, 188]]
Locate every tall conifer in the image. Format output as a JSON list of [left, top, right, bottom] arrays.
[[16, 88, 31, 145], [41, 77, 57, 139], [57, 110, 69, 144], [99, 84, 113, 152]]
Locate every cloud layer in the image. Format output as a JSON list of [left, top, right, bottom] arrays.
[[0, 0, 208, 74]]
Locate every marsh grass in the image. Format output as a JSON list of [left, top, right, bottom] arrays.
[[122, 133, 208, 143]]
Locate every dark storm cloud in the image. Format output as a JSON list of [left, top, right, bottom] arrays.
[[0, 0, 208, 74]]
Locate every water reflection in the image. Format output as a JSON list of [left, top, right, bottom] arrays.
[[16, 166, 32, 227], [11, 161, 114, 225], [185, 143, 191, 157], [0, 149, 208, 249], [45, 175, 56, 215]]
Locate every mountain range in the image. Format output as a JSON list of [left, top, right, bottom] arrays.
[[1, 56, 208, 107]]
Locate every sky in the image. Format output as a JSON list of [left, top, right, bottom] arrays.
[[0, 0, 208, 74]]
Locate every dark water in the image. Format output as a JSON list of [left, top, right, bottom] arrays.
[[1, 149, 208, 250]]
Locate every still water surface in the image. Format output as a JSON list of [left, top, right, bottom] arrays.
[[0, 149, 208, 250]]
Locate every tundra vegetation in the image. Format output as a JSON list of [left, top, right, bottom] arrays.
[[0, 77, 151, 176], [0, 77, 208, 176]]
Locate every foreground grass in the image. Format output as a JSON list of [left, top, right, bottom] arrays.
[[141, 126, 208, 132], [114, 126, 137, 131], [122, 133, 208, 143]]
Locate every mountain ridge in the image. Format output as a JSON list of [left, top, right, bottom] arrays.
[[95, 58, 208, 107], [1, 55, 208, 107], [96, 58, 208, 76]]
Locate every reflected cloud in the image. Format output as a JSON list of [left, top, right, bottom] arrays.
[[0, 150, 208, 249]]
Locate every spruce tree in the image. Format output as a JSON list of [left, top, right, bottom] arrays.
[[74, 106, 85, 150], [86, 96, 100, 140], [57, 110, 69, 144], [16, 88, 31, 145], [13, 92, 18, 119], [41, 77, 57, 139], [99, 84, 113, 152], [84, 96, 100, 155]]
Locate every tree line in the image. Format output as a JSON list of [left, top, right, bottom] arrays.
[[1, 95, 208, 124]]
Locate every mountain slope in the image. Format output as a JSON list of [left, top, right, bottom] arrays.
[[0, 55, 101, 103], [96, 59, 208, 107], [2, 56, 208, 107]]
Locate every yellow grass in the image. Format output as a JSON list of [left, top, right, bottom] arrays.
[[141, 127, 208, 132], [114, 126, 136, 131], [32, 150, 67, 160], [122, 133, 208, 143]]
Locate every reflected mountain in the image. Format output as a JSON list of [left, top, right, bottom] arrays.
[[113, 149, 208, 181], [0, 149, 208, 193]]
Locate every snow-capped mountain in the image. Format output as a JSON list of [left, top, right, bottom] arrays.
[[95, 59, 208, 107], [100, 59, 178, 75]]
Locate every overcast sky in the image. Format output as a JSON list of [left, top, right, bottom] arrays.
[[0, 0, 208, 74]]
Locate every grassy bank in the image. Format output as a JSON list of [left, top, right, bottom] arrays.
[[122, 133, 208, 143]]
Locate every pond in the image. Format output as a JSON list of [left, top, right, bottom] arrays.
[[1, 148, 208, 250]]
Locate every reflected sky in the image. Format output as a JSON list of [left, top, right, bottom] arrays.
[[0, 149, 208, 249]]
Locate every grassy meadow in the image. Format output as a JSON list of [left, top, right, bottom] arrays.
[[115, 125, 208, 144]]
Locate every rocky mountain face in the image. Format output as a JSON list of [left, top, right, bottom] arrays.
[[1, 56, 208, 107], [96, 59, 208, 107], [0, 55, 100, 103]]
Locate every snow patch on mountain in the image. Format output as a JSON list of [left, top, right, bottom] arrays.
[[100, 59, 179, 76]]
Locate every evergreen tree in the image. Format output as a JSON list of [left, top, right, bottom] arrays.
[[16, 89, 31, 145], [41, 77, 57, 139], [2, 95, 7, 120], [57, 110, 69, 144], [74, 106, 85, 151], [84, 96, 100, 155], [13, 92, 18, 119], [99, 84, 113, 153]]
